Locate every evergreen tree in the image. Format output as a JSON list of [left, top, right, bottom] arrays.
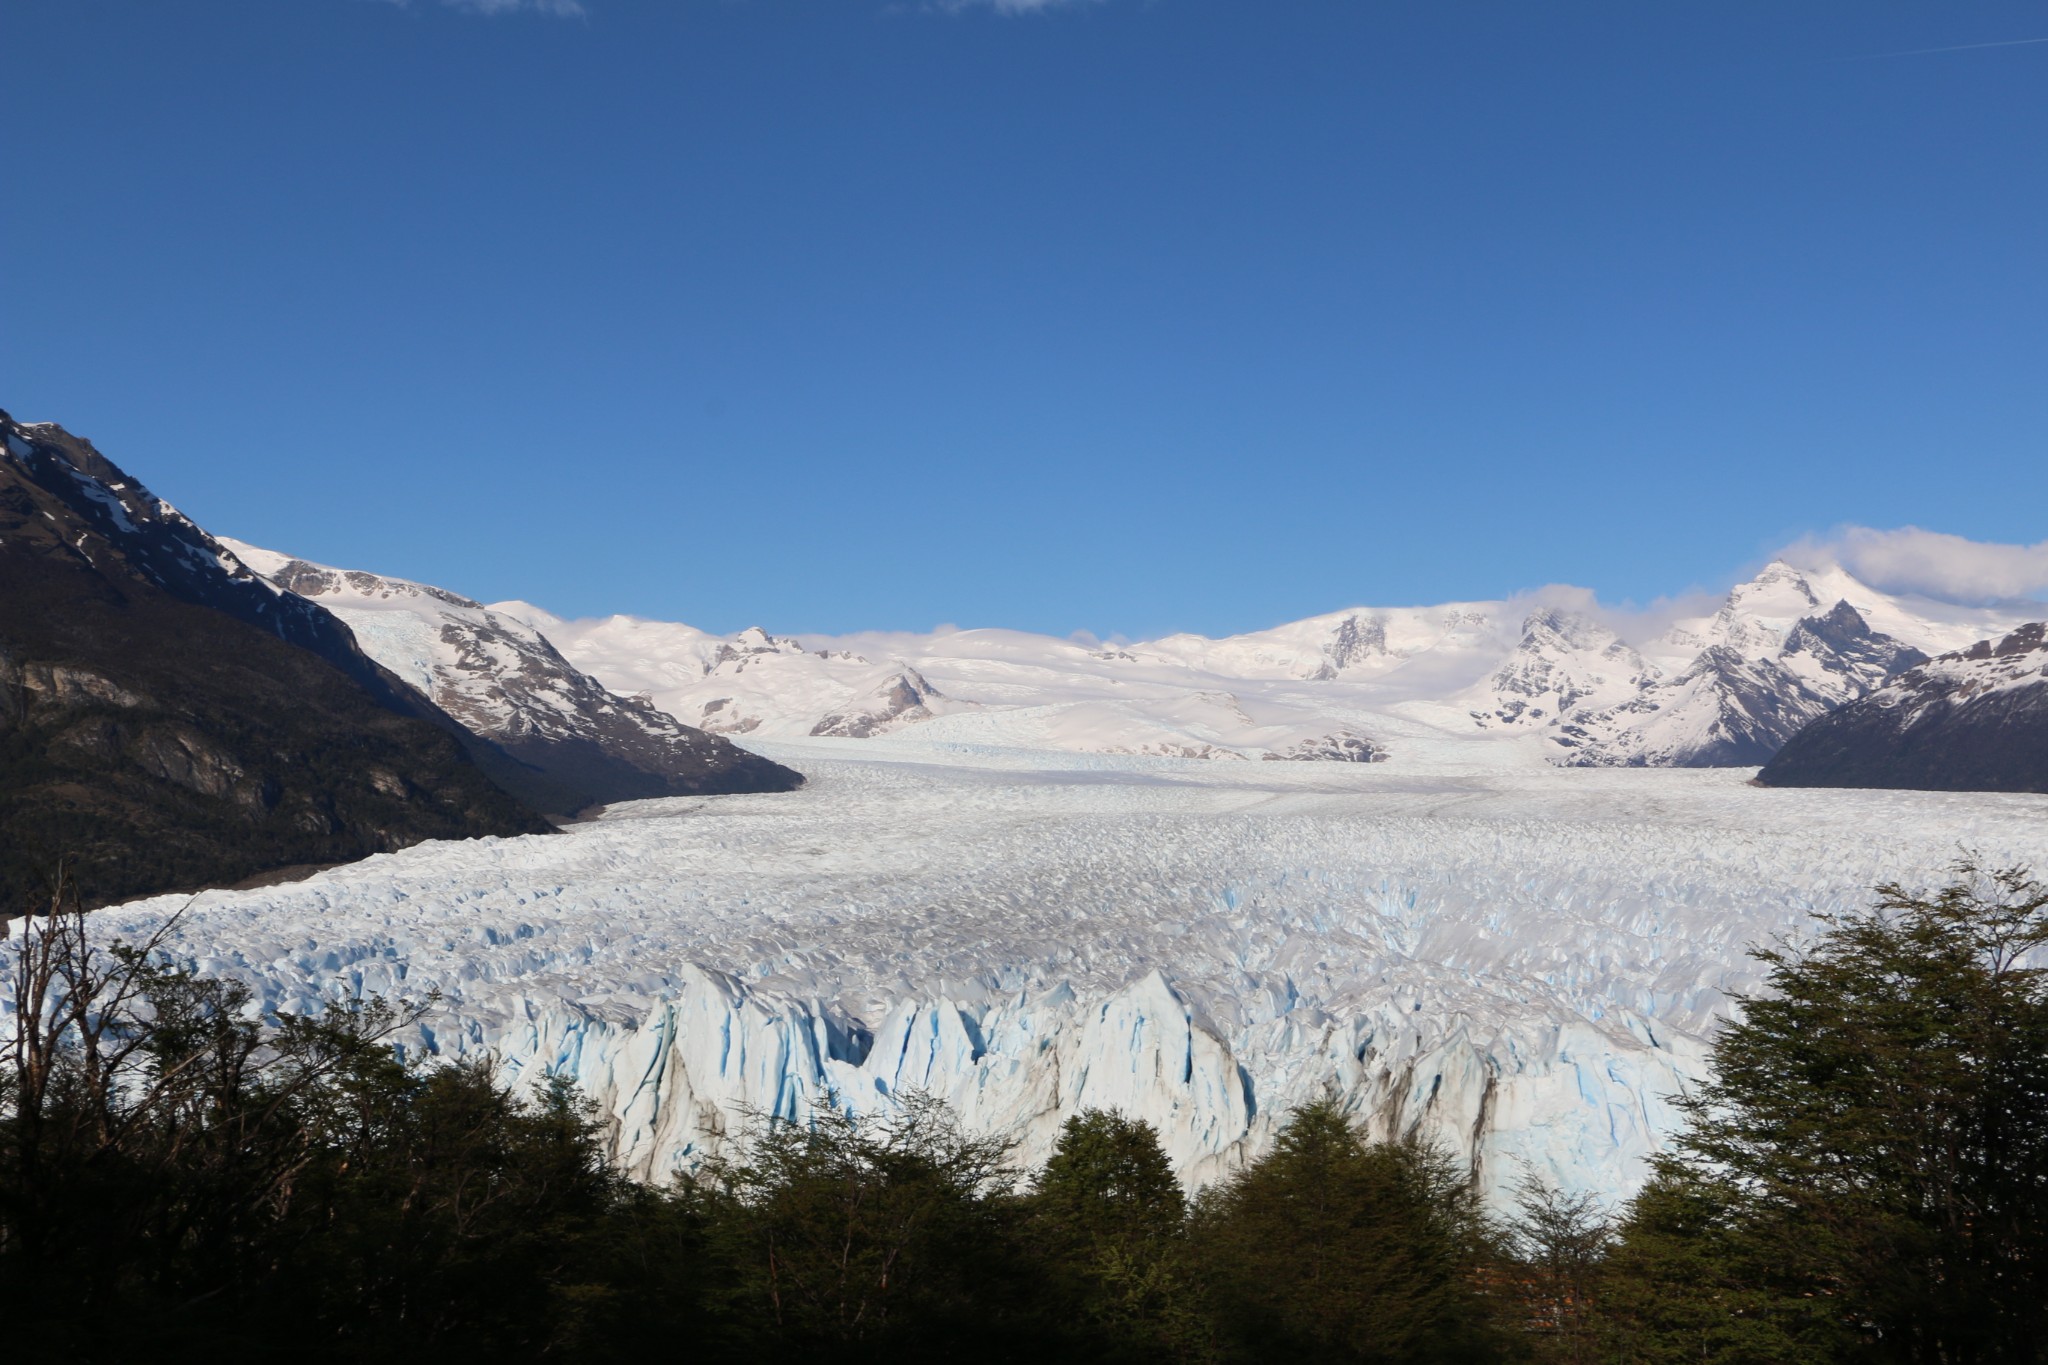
[[1186, 1099, 1507, 1364], [701, 1091, 1051, 1363], [1505, 1171, 1613, 1362], [1592, 1164, 1849, 1364], [1598, 860, 2048, 1363], [1030, 1108, 1200, 1361]]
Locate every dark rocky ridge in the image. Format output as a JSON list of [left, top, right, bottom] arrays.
[[1781, 599, 1928, 683], [0, 412, 552, 908], [1758, 623, 2048, 793]]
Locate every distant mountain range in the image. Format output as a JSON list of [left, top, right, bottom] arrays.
[[496, 561, 2042, 772], [5, 401, 2039, 918], [0, 413, 798, 908]]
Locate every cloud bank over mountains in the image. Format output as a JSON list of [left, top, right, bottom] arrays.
[[1781, 527, 2048, 606]]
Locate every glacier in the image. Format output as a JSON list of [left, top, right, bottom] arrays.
[[45, 736, 2048, 1211]]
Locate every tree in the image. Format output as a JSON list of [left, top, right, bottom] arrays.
[[1504, 1170, 1612, 1361], [1186, 1100, 1507, 1364], [1030, 1108, 1198, 1361], [1609, 860, 2048, 1363], [1593, 1163, 1848, 1364], [702, 1091, 1050, 1362], [1, 865, 635, 1361]]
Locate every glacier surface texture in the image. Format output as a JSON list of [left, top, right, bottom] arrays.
[[57, 739, 2048, 1209]]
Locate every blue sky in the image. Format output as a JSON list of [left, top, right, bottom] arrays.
[[6, 1, 2045, 636]]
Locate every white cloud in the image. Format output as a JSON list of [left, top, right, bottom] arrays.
[[1781, 526, 2048, 605], [380, 0, 587, 17], [927, 0, 1107, 14]]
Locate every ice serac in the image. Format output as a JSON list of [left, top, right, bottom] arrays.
[[483, 961, 1694, 1200], [225, 542, 803, 812], [1759, 623, 2048, 793]]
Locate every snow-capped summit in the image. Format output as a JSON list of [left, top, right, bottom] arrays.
[[712, 625, 815, 670], [1470, 608, 1656, 732], [1660, 559, 1826, 660], [517, 557, 2029, 770], [1777, 600, 1929, 705], [3, 416, 353, 659], [1311, 614, 1393, 679], [0, 413, 549, 905], [1423, 560, 2006, 767], [810, 665, 950, 739]]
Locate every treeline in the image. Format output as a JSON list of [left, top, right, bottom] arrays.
[[4, 863, 2046, 1363]]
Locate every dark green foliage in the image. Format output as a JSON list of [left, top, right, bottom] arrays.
[[1585, 860, 2048, 1363], [1186, 1099, 1509, 1364], [1589, 1164, 1847, 1364], [1035, 1107, 1187, 1245], [0, 888, 633, 1362], [1505, 1172, 1613, 1362], [1659, 862, 2048, 1361], [700, 1093, 1055, 1362], [1029, 1108, 1199, 1361]]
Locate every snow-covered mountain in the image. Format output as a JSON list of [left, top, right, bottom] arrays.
[[501, 561, 2038, 769], [224, 543, 802, 809], [1761, 622, 2048, 793], [496, 603, 1394, 763]]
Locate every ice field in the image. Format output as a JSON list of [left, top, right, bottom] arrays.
[[71, 736, 2048, 1207]]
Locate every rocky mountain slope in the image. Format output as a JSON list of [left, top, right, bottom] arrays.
[[0, 413, 549, 908], [504, 562, 2033, 769], [224, 543, 802, 808], [1758, 623, 2048, 793]]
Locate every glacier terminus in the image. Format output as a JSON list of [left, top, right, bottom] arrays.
[[71, 736, 2048, 1211]]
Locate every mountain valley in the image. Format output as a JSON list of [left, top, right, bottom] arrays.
[[5, 406, 2043, 1216]]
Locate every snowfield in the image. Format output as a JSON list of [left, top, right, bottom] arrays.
[[65, 736, 2048, 1210], [498, 559, 2042, 768]]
